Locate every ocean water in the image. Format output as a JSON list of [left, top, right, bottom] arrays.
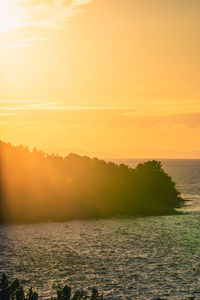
[[0, 159, 200, 299]]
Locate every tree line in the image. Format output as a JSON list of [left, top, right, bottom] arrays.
[[0, 141, 184, 223], [0, 273, 103, 300]]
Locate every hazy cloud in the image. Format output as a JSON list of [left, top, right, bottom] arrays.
[[1, 100, 200, 128], [1, 37, 47, 48], [0, 113, 16, 116], [0, 0, 93, 32], [0, 101, 127, 111], [1, 107, 200, 129]]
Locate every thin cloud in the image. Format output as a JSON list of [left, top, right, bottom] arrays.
[[0, 0, 93, 32], [1, 102, 200, 129], [0, 37, 47, 48], [122, 99, 200, 116], [1, 102, 55, 111], [0, 99, 36, 104], [0, 113, 16, 116], [0, 101, 130, 111]]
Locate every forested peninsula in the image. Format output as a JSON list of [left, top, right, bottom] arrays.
[[0, 141, 184, 223]]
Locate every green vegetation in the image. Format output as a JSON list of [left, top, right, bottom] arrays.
[[0, 273, 103, 300], [0, 141, 184, 223]]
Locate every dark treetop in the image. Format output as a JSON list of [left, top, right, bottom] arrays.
[[0, 141, 184, 223], [0, 273, 103, 300]]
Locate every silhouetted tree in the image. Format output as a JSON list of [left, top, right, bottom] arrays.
[[0, 274, 10, 300], [57, 285, 71, 300], [0, 141, 184, 223], [0, 274, 103, 300], [27, 288, 38, 300], [91, 288, 103, 300], [71, 289, 87, 300]]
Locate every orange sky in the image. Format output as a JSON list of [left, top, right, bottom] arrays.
[[0, 0, 200, 158]]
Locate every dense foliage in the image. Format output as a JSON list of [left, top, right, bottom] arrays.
[[0, 141, 183, 223], [0, 273, 103, 300]]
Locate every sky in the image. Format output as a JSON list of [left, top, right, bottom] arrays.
[[0, 0, 200, 158]]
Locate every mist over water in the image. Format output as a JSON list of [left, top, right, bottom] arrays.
[[0, 160, 200, 299]]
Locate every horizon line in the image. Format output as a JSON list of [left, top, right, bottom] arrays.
[[1, 140, 200, 161]]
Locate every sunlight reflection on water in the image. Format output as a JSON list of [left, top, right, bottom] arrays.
[[0, 160, 200, 299]]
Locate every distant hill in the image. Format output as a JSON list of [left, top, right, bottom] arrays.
[[0, 141, 184, 223]]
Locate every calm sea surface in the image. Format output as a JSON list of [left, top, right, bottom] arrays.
[[0, 159, 200, 299]]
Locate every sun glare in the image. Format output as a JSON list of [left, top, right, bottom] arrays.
[[0, 1, 24, 32]]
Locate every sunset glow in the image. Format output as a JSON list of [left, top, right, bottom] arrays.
[[1, 2, 200, 297], [1, 0, 200, 158], [0, 1, 23, 32]]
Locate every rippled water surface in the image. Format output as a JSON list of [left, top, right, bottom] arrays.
[[0, 159, 200, 299]]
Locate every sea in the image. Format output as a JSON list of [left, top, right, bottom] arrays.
[[0, 159, 200, 299]]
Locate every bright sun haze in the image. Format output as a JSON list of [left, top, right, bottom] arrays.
[[0, 0, 200, 158]]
